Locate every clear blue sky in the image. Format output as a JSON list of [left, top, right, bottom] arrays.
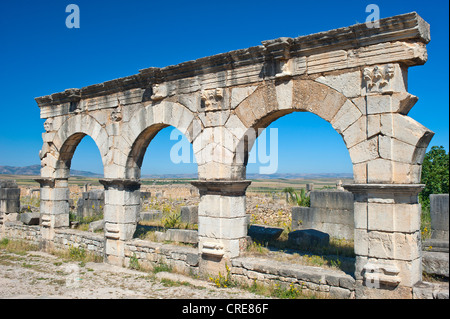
[[0, 0, 448, 176]]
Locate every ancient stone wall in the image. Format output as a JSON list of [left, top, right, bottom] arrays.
[[291, 190, 354, 239], [76, 189, 105, 219], [430, 194, 449, 240]]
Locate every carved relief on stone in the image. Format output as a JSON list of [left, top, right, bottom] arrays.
[[275, 59, 293, 78], [110, 98, 123, 122], [363, 64, 395, 94], [151, 83, 168, 101], [200, 88, 224, 111], [43, 119, 53, 132]]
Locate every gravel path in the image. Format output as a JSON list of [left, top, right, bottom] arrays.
[[0, 249, 266, 299]]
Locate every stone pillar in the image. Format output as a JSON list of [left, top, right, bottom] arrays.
[[191, 180, 251, 276], [0, 179, 21, 233], [36, 178, 70, 244], [430, 194, 449, 240], [343, 183, 424, 299], [99, 178, 141, 266]]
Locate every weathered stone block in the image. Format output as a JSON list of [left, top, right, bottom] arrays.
[[422, 251, 449, 277], [310, 191, 354, 210], [348, 136, 379, 164], [139, 210, 162, 222], [165, 229, 198, 244], [288, 229, 330, 248], [198, 216, 247, 239], [104, 188, 140, 206], [430, 194, 449, 240], [89, 220, 105, 232], [291, 191, 354, 239], [20, 212, 40, 225], [198, 195, 246, 218], [104, 204, 139, 224], [180, 205, 198, 224], [247, 224, 284, 243], [40, 187, 69, 201], [0, 187, 21, 200], [40, 200, 69, 215], [367, 230, 420, 261], [367, 203, 420, 233], [331, 100, 362, 134]]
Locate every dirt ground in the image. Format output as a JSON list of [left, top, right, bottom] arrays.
[[0, 249, 265, 299]]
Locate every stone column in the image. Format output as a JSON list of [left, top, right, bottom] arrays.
[[36, 178, 70, 244], [191, 180, 251, 276], [99, 178, 141, 266], [0, 179, 21, 233], [343, 183, 424, 299]]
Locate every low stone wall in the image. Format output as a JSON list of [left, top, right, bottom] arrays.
[[53, 228, 105, 256], [141, 185, 199, 199], [2, 221, 41, 246], [231, 257, 356, 299], [123, 239, 200, 275], [292, 191, 354, 240], [3, 221, 450, 299]]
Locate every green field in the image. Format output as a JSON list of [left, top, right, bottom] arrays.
[[3, 174, 352, 194]]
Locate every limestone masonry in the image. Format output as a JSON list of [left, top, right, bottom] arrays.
[[0, 12, 441, 299]]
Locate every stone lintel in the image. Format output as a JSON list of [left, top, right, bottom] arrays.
[[35, 12, 429, 108], [343, 183, 425, 196], [99, 178, 141, 190], [191, 180, 252, 196]]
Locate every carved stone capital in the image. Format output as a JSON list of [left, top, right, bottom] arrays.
[[343, 183, 425, 195], [99, 178, 141, 190], [34, 178, 56, 188], [191, 180, 251, 196]]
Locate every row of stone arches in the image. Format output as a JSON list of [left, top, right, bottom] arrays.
[[43, 78, 430, 184], [37, 75, 432, 296], [32, 12, 435, 299]]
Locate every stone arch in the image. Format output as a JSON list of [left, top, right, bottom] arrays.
[[230, 78, 433, 184], [41, 114, 108, 179], [231, 79, 361, 179], [121, 101, 198, 179]]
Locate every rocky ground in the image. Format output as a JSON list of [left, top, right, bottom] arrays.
[[0, 249, 266, 299], [141, 193, 293, 228]]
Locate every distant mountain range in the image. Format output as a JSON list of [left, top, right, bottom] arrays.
[[0, 165, 352, 180], [0, 165, 102, 178]]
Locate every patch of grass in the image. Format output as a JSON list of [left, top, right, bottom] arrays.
[[0, 238, 39, 255], [160, 278, 192, 287], [244, 236, 353, 272], [51, 245, 102, 264], [152, 260, 172, 274], [69, 213, 104, 231], [129, 253, 140, 270], [241, 280, 317, 299], [246, 241, 270, 255]]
